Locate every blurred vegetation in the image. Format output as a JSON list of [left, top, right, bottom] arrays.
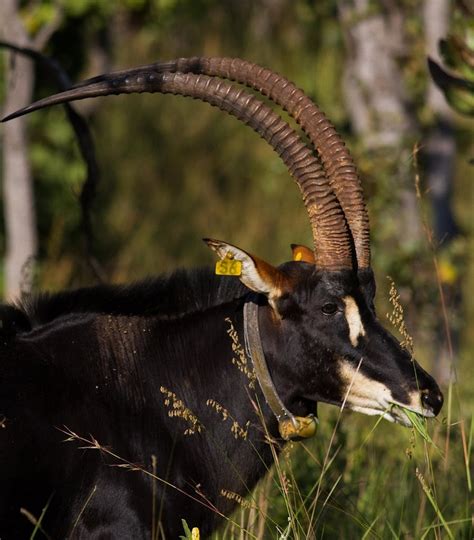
[[0, 0, 473, 538], [429, 6, 474, 116]]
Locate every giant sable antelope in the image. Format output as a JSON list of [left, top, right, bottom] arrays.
[[1, 58, 443, 538]]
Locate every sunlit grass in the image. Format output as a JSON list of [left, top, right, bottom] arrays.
[[213, 397, 472, 539], [396, 406, 438, 447]]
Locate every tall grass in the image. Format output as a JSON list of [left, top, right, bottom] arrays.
[[213, 384, 471, 539]]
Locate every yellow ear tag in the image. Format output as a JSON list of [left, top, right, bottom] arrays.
[[293, 250, 303, 261], [215, 252, 242, 276]]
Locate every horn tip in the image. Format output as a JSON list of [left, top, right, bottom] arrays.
[[2, 110, 24, 122]]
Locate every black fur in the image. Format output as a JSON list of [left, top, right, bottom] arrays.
[[19, 268, 248, 328], [0, 264, 442, 538], [0, 269, 272, 538]]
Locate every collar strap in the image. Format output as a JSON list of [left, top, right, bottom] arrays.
[[243, 299, 318, 441]]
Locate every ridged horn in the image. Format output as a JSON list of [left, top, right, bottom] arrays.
[[67, 58, 371, 268], [3, 71, 354, 270], [167, 58, 371, 268]]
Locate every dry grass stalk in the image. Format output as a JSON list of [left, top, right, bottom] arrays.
[[225, 317, 257, 388], [151, 454, 158, 540], [386, 276, 414, 353], [206, 398, 250, 440], [160, 386, 202, 435], [220, 489, 257, 510], [59, 426, 242, 529], [70, 485, 97, 535], [19, 508, 52, 540]]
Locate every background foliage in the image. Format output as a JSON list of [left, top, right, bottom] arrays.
[[0, 0, 472, 538]]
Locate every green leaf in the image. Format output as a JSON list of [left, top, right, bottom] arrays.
[[21, 2, 57, 36], [401, 408, 436, 445], [179, 519, 192, 540], [428, 57, 474, 115], [439, 35, 474, 82]]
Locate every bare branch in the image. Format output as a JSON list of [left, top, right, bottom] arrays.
[[0, 40, 106, 282]]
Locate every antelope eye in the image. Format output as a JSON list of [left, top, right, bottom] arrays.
[[321, 302, 338, 315]]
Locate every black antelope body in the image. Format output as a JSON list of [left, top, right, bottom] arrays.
[[0, 58, 443, 538]]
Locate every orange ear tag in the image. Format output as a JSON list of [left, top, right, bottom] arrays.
[[291, 244, 315, 263], [215, 252, 242, 276]]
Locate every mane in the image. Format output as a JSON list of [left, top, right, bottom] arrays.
[[18, 267, 248, 330]]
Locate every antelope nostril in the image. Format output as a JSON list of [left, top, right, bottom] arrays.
[[421, 390, 444, 416]]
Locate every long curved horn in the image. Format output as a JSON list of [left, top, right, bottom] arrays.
[[66, 58, 371, 269], [3, 71, 354, 270], [179, 59, 371, 269]]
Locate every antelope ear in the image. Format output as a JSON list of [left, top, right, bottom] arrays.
[[204, 238, 289, 298], [291, 244, 315, 264]]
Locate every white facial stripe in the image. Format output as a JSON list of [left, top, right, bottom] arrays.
[[339, 361, 433, 425], [339, 360, 392, 411], [343, 296, 366, 346]]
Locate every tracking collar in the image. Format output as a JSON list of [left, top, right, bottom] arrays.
[[243, 298, 318, 441]]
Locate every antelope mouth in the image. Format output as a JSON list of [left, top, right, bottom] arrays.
[[387, 401, 435, 427], [344, 400, 434, 427], [338, 361, 437, 427]]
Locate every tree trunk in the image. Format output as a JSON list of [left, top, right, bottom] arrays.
[[0, 0, 37, 302], [423, 0, 458, 245], [423, 0, 458, 384], [339, 0, 414, 147], [338, 0, 422, 243]]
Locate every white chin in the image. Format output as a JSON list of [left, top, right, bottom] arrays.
[[347, 401, 433, 427], [349, 405, 399, 424]]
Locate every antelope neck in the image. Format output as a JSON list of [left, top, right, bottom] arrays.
[[243, 298, 318, 441]]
